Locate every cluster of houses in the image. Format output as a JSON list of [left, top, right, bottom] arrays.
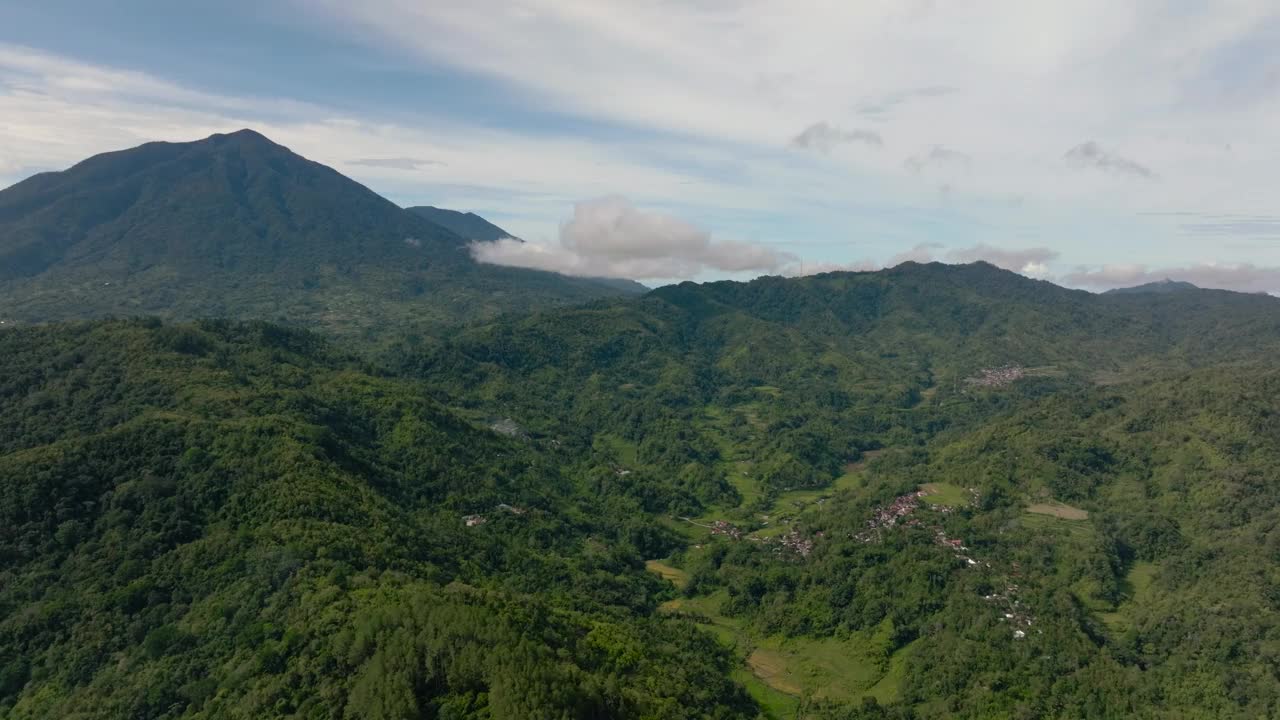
[[681, 516, 819, 558], [966, 364, 1026, 388], [983, 584, 1036, 639], [855, 490, 926, 541], [771, 529, 817, 557], [708, 519, 745, 540]]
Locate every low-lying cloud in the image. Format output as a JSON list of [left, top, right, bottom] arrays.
[[946, 244, 1058, 277], [470, 196, 796, 279], [1062, 263, 1280, 293], [347, 157, 445, 170], [790, 122, 883, 152], [1063, 142, 1154, 179]]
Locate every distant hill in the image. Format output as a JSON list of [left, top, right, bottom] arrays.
[[408, 205, 520, 242], [0, 130, 642, 337], [1104, 279, 1199, 294]]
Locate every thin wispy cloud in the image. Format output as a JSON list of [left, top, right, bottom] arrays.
[[347, 157, 445, 170], [856, 86, 957, 116], [790, 123, 883, 152], [904, 146, 971, 174], [1064, 141, 1155, 179]]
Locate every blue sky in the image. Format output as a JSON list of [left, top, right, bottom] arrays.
[[2, 1, 1280, 290]]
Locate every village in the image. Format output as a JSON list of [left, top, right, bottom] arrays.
[[965, 364, 1026, 388]]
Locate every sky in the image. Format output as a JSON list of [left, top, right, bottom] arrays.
[[2, 1, 1280, 291]]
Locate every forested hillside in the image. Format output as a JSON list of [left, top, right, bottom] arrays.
[[388, 263, 1280, 718], [0, 319, 751, 719], [3, 263, 1280, 719]]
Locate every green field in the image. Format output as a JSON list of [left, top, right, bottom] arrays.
[[919, 481, 970, 506], [1026, 501, 1089, 520], [644, 559, 690, 589], [1099, 562, 1160, 632], [660, 590, 907, 709]]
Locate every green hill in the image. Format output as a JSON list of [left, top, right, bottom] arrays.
[[6, 261, 1280, 718], [0, 131, 641, 338], [386, 262, 1280, 718], [0, 318, 751, 719]]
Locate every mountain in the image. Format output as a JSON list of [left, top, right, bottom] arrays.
[[0, 130, 642, 337], [1104, 278, 1200, 294], [408, 205, 520, 242]]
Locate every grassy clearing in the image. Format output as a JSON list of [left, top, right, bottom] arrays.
[[1100, 562, 1160, 632], [919, 482, 969, 506], [644, 560, 689, 589], [1026, 501, 1089, 520], [1021, 511, 1094, 539], [592, 433, 638, 466], [659, 515, 709, 542], [661, 590, 906, 712], [865, 639, 917, 704], [733, 667, 800, 719], [747, 649, 805, 696]]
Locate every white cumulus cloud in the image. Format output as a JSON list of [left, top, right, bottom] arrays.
[[470, 197, 796, 280]]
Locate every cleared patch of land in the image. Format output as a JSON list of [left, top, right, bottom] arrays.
[[1026, 501, 1089, 520], [1099, 562, 1159, 632], [660, 589, 907, 707], [747, 649, 804, 696], [919, 482, 970, 506], [644, 560, 689, 589]]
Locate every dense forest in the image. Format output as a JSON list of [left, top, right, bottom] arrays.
[[4, 139, 1280, 718]]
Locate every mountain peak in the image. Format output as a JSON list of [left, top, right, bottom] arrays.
[[205, 128, 277, 145], [1104, 279, 1200, 295], [0, 132, 644, 334]]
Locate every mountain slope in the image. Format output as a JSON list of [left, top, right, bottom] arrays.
[[408, 205, 519, 242], [0, 318, 753, 719], [386, 263, 1280, 717], [0, 131, 641, 336]]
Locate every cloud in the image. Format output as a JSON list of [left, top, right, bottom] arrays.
[[904, 146, 971, 174], [856, 85, 958, 116], [790, 122, 883, 152], [1062, 263, 1280, 293], [1167, 213, 1280, 238], [1064, 141, 1154, 179], [945, 244, 1059, 277], [470, 196, 796, 280], [889, 243, 944, 265], [347, 157, 445, 170]]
